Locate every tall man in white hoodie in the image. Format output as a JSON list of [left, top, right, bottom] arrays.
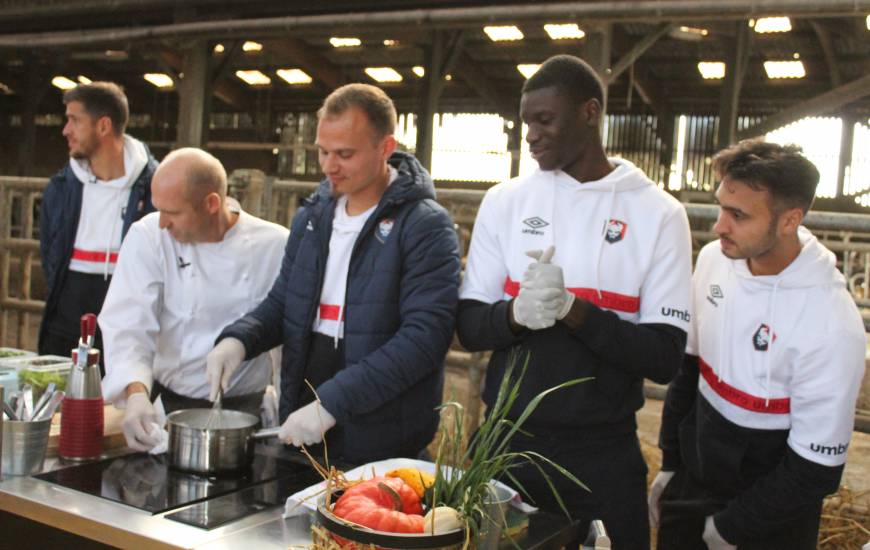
[[651, 140, 866, 549], [39, 82, 157, 370], [456, 55, 693, 548]]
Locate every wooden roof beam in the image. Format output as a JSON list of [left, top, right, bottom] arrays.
[[264, 38, 346, 91], [451, 52, 517, 120], [159, 47, 249, 110], [809, 21, 842, 88], [737, 72, 870, 140], [606, 23, 674, 85]]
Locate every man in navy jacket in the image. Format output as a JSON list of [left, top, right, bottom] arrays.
[[209, 84, 460, 464], [39, 82, 156, 367]]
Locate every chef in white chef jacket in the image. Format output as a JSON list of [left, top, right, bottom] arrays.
[[99, 148, 289, 451]]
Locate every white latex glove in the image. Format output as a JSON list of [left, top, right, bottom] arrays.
[[122, 392, 160, 452], [648, 470, 675, 529], [512, 286, 565, 330], [703, 516, 736, 550], [278, 401, 337, 447], [522, 246, 575, 320], [206, 337, 246, 402]]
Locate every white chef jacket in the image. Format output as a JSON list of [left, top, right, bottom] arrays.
[[100, 206, 289, 406]]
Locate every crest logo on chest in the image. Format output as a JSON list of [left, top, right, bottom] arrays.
[[377, 218, 395, 242], [604, 219, 628, 244], [752, 323, 776, 351]]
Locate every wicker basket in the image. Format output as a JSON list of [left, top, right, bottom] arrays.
[[313, 496, 466, 550]]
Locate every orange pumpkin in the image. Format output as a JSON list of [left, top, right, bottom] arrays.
[[332, 476, 424, 533]]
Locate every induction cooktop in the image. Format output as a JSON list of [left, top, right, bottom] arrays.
[[35, 444, 324, 529]]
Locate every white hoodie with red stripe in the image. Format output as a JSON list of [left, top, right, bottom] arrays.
[[460, 158, 692, 329], [687, 228, 866, 467], [67, 135, 149, 278]]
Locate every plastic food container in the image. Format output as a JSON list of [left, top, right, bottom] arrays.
[[0, 348, 36, 370], [11, 355, 72, 402]]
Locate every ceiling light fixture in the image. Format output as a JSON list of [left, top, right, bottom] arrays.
[[51, 76, 77, 90], [235, 70, 271, 86], [752, 17, 792, 33], [516, 64, 541, 79], [364, 67, 403, 83], [330, 37, 362, 48], [697, 61, 726, 79], [484, 25, 524, 41], [763, 60, 806, 79], [543, 23, 586, 40], [143, 73, 174, 88], [276, 68, 313, 85]]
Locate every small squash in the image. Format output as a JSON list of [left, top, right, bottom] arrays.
[[422, 506, 464, 534], [332, 476, 424, 533], [385, 468, 435, 499]]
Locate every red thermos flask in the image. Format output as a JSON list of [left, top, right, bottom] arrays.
[[59, 313, 104, 461]]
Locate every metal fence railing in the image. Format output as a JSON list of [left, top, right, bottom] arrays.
[[3, 172, 869, 432]]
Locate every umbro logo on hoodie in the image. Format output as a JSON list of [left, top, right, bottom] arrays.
[[521, 217, 549, 236], [752, 323, 776, 351], [306, 221, 314, 231], [707, 284, 723, 307]]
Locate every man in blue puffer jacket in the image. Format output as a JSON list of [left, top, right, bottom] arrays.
[[39, 82, 156, 368], [208, 84, 461, 464]]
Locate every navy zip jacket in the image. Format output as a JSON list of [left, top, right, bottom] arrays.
[[38, 148, 157, 347], [219, 151, 461, 463]]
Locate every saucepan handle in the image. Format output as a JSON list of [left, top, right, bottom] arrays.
[[252, 426, 281, 440]]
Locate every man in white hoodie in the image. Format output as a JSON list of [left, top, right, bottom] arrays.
[[99, 148, 288, 451], [456, 55, 693, 548], [651, 140, 866, 549], [39, 82, 157, 371]]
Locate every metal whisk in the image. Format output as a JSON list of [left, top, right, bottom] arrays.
[[205, 388, 223, 430]]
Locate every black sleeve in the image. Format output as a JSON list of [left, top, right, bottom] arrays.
[[714, 447, 844, 545], [566, 302, 687, 384], [456, 299, 526, 351], [658, 353, 700, 470]]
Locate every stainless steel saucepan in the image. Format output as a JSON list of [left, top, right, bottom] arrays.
[[166, 409, 280, 474]]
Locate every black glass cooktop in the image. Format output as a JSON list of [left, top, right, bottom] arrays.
[[35, 444, 323, 529]]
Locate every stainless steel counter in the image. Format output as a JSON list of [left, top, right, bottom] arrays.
[[0, 469, 314, 549]]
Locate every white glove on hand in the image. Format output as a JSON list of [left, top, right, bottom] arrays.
[[206, 337, 246, 402], [522, 246, 575, 320], [703, 516, 736, 550], [512, 286, 565, 329], [647, 470, 675, 529], [122, 392, 160, 452], [278, 401, 337, 447]]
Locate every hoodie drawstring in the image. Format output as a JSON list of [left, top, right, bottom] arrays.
[[764, 280, 781, 407], [104, 189, 123, 280], [593, 182, 619, 300]]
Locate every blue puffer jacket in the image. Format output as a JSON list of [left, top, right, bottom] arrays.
[[220, 151, 461, 463], [38, 149, 157, 346]]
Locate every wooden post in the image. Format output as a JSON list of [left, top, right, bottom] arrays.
[[837, 114, 856, 200], [416, 31, 446, 172], [176, 40, 210, 148], [507, 121, 523, 179], [0, 183, 10, 345], [717, 22, 751, 149], [585, 23, 613, 118]]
